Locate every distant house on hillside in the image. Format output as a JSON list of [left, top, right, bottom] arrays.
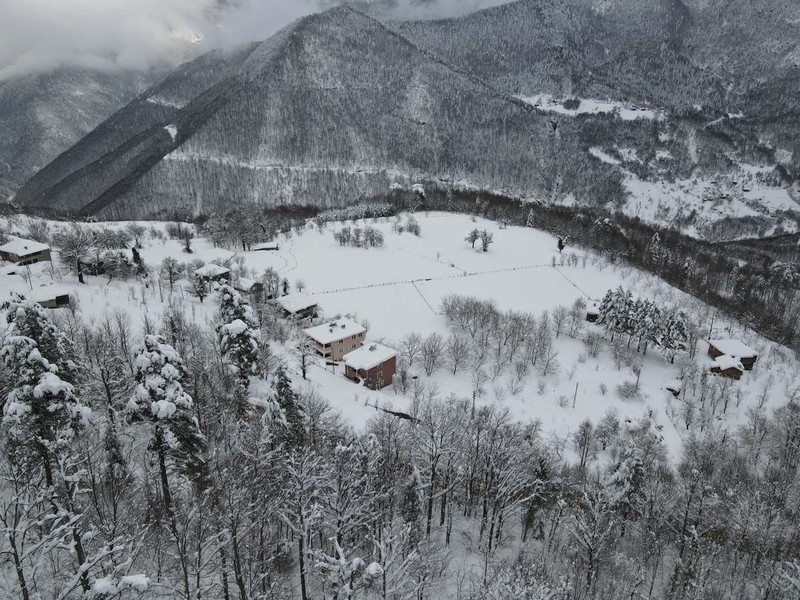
[[32, 287, 72, 309], [343, 343, 398, 390], [0, 238, 51, 265], [194, 264, 230, 283], [277, 293, 318, 319], [707, 339, 757, 370], [710, 354, 744, 380], [304, 318, 366, 362], [253, 241, 280, 251]]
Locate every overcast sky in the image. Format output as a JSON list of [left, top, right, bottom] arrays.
[[0, 0, 512, 81]]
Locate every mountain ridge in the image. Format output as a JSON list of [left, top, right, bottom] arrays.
[[15, 5, 622, 220]]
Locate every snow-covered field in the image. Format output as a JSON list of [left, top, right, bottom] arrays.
[[2, 212, 797, 462], [518, 94, 662, 121]]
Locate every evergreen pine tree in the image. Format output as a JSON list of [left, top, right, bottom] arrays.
[[647, 232, 662, 266], [216, 285, 259, 407], [3, 292, 77, 382], [272, 366, 306, 448], [127, 335, 210, 491]]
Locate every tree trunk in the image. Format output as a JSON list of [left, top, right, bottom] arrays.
[[10, 540, 30, 600], [232, 527, 248, 600], [298, 529, 309, 600]]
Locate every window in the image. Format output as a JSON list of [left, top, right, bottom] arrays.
[[377, 371, 383, 378]]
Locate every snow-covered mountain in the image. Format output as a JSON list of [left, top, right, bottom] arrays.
[[14, 6, 621, 220], [0, 68, 160, 201], [10, 0, 800, 237]]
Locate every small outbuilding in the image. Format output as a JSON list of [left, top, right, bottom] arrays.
[[276, 293, 318, 319], [253, 241, 280, 251], [32, 287, 72, 309], [343, 343, 398, 390], [304, 318, 366, 362], [0, 238, 51, 265], [710, 355, 744, 380], [586, 301, 600, 323], [194, 264, 231, 283], [707, 339, 757, 370]]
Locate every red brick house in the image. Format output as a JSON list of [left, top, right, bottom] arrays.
[[343, 343, 397, 390], [707, 339, 757, 370], [304, 318, 366, 362]]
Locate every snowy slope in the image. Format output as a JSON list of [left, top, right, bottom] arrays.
[[2, 212, 796, 463]]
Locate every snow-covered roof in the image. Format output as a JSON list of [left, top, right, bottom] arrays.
[[708, 339, 757, 359], [343, 343, 397, 371], [31, 286, 72, 302], [586, 301, 600, 316], [277, 293, 317, 314], [711, 355, 744, 372], [304, 319, 366, 344], [253, 241, 280, 251], [194, 264, 230, 278], [0, 237, 49, 257], [236, 277, 259, 292]]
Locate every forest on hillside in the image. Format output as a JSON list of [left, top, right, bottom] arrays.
[[1, 202, 800, 598]]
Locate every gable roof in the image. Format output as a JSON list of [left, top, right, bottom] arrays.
[[194, 264, 230, 278], [31, 285, 72, 302], [708, 339, 757, 359], [0, 237, 50, 257], [277, 293, 318, 314], [235, 277, 259, 292], [711, 354, 744, 372], [304, 318, 366, 344], [343, 342, 397, 371]]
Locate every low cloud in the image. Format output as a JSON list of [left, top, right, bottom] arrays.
[[0, 0, 512, 81], [365, 0, 514, 20]]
